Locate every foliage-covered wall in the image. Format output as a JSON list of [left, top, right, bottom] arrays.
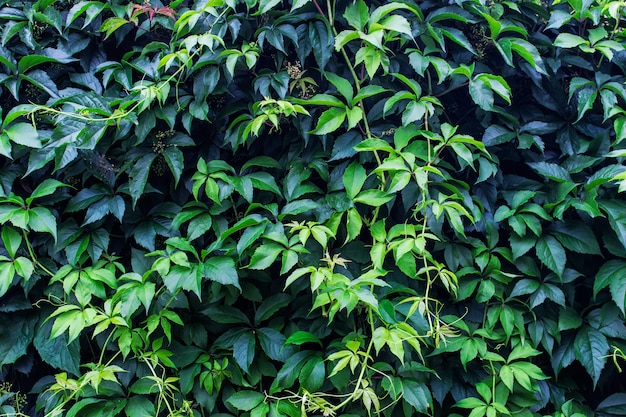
[[2, 0, 626, 416]]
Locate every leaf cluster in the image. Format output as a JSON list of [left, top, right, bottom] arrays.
[[2, 0, 626, 416]]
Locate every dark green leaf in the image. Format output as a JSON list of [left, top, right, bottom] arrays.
[[574, 326, 609, 387], [552, 222, 600, 255], [0, 313, 35, 366], [227, 390, 265, 411], [254, 293, 291, 324], [535, 235, 566, 277], [299, 356, 325, 391], [233, 331, 256, 373]]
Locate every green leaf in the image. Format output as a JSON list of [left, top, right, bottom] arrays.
[[34, 314, 80, 376], [343, 162, 367, 199], [291, 0, 311, 11], [535, 235, 566, 277], [0, 261, 15, 298], [559, 307, 582, 331], [13, 257, 33, 280], [577, 88, 598, 123], [227, 390, 265, 411], [469, 77, 495, 111], [574, 326, 609, 387], [0, 313, 36, 366], [258, 0, 281, 14], [310, 107, 346, 135], [285, 331, 322, 346], [325, 72, 354, 103], [1, 226, 22, 258], [27, 179, 66, 205], [554, 33, 588, 48], [67, 1, 108, 27], [257, 327, 289, 361], [254, 293, 291, 324], [129, 153, 156, 207], [204, 256, 240, 291], [4, 122, 41, 148], [509, 233, 536, 260], [280, 199, 318, 218], [527, 162, 572, 182], [594, 260, 626, 314], [124, 396, 156, 417], [596, 394, 626, 415], [309, 20, 333, 70], [354, 189, 394, 206], [248, 243, 284, 270], [162, 146, 184, 187], [299, 356, 325, 391], [28, 207, 57, 242], [402, 379, 432, 413], [353, 84, 388, 103], [552, 222, 600, 255], [0, 132, 11, 158], [99, 17, 129, 39], [343, 0, 369, 31], [18, 55, 72, 74], [233, 331, 256, 373]]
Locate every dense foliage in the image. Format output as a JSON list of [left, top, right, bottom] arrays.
[[2, 0, 626, 416]]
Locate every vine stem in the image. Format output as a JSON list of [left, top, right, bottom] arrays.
[[23, 230, 54, 277], [333, 307, 376, 411], [312, 0, 388, 227]]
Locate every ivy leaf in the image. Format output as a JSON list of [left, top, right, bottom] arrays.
[[552, 222, 600, 255], [257, 327, 289, 361], [124, 396, 156, 417], [594, 260, 626, 314], [554, 33, 588, 48], [0, 261, 15, 298], [26, 179, 65, 205], [1, 226, 22, 258], [309, 107, 346, 135], [4, 122, 41, 148], [325, 72, 354, 103], [343, 162, 367, 199], [0, 313, 36, 366], [402, 379, 432, 413], [354, 189, 394, 206], [574, 325, 609, 387], [292, 0, 311, 11], [285, 331, 322, 346], [28, 207, 58, 242], [129, 153, 156, 208], [535, 235, 566, 278], [343, 0, 369, 31], [227, 390, 265, 411], [34, 314, 80, 376], [258, 0, 281, 14], [254, 293, 291, 324], [233, 331, 256, 373], [247, 243, 284, 270], [299, 356, 325, 391], [162, 146, 184, 187], [204, 256, 240, 291], [309, 21, 333, 70], [574, 86, 597, 122]]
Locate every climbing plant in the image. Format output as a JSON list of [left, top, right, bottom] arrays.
[[2, 0, 626, 416]]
